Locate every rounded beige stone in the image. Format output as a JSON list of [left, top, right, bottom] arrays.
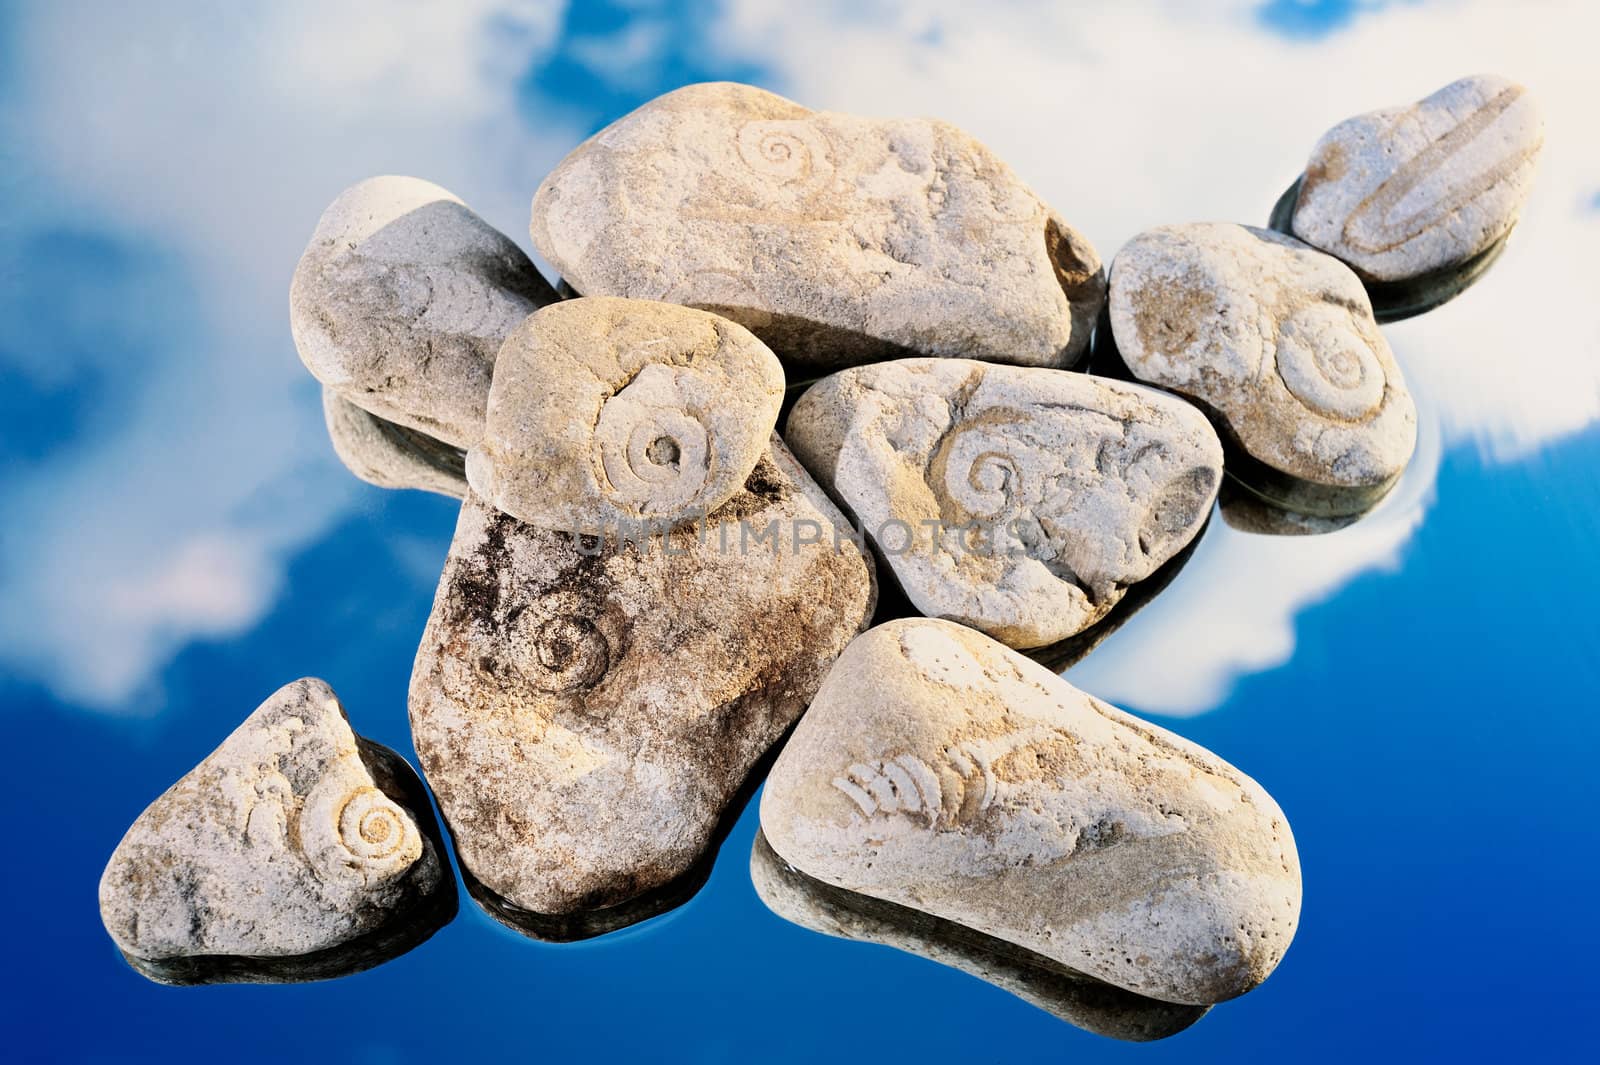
[[760, 619, 1302, 1006], [1107, 223, 1416, 493], [531, 82, 1103, 372], [291, 175, 557, 448], [1290, 74, 1544, 282], [466, 297, 784, 534], [785, 358, 1221, 649]]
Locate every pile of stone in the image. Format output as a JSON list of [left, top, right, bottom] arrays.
[[100, 76, 1540, 1033]]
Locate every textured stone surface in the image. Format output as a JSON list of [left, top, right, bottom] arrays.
[[291, 175, 557, 448], [751, 831, 1208, 1040], [1290, 74, 1543, 282], [99, 679, 451, 971], [785, 358, 1221, 649], [1107, 223, 1416, 503], [531, 82, 1103, 372], [760, 619, 1301, 1005], [411, 438, 875, 920], [466, 297, 784, 533], [323, 388, 466, 499]]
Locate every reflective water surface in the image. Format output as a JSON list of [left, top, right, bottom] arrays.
[[4, 2, 1599, 1062]]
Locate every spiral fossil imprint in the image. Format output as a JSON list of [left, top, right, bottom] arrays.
[[302, 758, 421, 885], [736, 119, 830, 184], [1272, 304, 1386, 421]]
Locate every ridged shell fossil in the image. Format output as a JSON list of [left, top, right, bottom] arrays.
[[1105, 222, 1416, 515], [97, 678, 452, 983], [466, 296, 785, 534], [785, 358, 1222, 648]]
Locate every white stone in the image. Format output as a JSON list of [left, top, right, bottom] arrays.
[[760, 619, 1302, 1005], [291, 176, 556, 448], [323, 388, 466, 499], [531, 82, 1103, 372], [785, 358, 1221, 649], [411, 439, 875, 919], [466, 297, 784, 534], [1290, 74, 1543, 281], [1107, 223, 1416, 498], [99, 679, 449, 965]]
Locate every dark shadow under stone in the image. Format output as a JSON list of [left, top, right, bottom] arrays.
[[1267, 175, 1513, 323], [121, 740, 458, 986], [750, 831, 1210, 1042]]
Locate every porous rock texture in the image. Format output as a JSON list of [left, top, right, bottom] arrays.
[[1107, 223, 1416, 509], [410, 438, 875, 919], [531, 82, 1103, 372], [785, 358, 1221, 649], [1290, 74, 1543, 282], [466, 296, 785, 534], [99, 679, 450, 971], [760, 619, 1302, 1006], [323, 387, 466, 499], [291, 175, 557, 448]]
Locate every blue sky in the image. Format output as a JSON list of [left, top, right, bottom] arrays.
[[2, 3, 1599, 1060]]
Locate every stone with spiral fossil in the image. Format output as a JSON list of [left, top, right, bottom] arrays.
[[465, 296, 785, 534], [291, 175, 558, 450], [1280, 74, 1543, 299], [1104, 222, 1417, 516], [97, 678, 453, 984], [412, 437, 875, 936], [529, 82, 1104, 372], [760, 619, 1303, 1007], [784, 358, 1222, 649]]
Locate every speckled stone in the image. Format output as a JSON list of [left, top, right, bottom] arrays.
[[1289, 74, 1543, 282], [785, 358, 1221, 649], [291, 176, 557, 448], [323, 388, 466, 499], [466, 297, 784, 534], [760, 619, 1302, 1006], [410, 438, 875, 925], [531, 82, 1103, 372], [751, 831, 1209, 1040], [99, 679, 452, 982], [1107, 223, 1416, 512]]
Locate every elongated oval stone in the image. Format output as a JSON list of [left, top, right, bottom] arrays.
[[785, 358, 1221, 649], [1288, 74, 1543, 283], [410, 438, 874, 930], [291, 176, 557, 448], [466, 297, 785, 534], [750, 831, 1209, 1040], [98, 679, 453, 983], [760, 619, 1302, 1006], [323, 388, 466, 499], [1106, 223, 1416, 514], [531, 82, 1103, 372]]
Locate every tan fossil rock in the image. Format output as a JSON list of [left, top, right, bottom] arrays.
[[750, 830, 1209, 1040], [785, 358, 1221, 649], [465, 297, 785, 534], [759, 618, 1302, 1006], [531, 82, 1103, 372], [410, 438, 875, 925], [323, 388, 466, 499], [98, 678, 452, 980], [1106, 223, 1416, 512], [1289, 74, 1543, 283], [291, 175, 557, 448]]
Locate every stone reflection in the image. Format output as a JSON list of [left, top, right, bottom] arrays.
[[751, 831, 1208, 1041], [322, 388, 467, 499]]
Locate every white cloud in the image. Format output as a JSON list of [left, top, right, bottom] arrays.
[[0, 0, 579, 708], [708, 0, 1600, 713]]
